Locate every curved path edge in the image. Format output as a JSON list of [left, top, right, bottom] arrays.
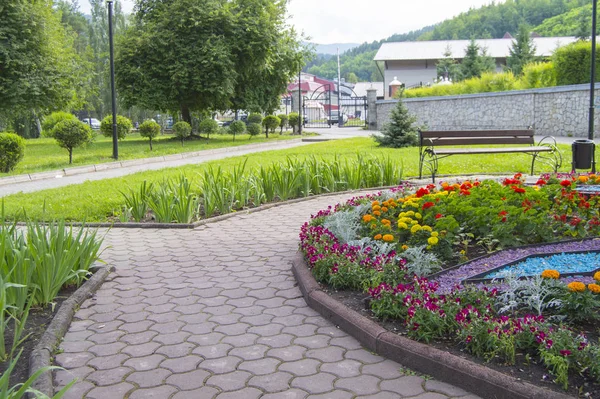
[[291, 252, 572, 399], [29, 266, 114, 396]]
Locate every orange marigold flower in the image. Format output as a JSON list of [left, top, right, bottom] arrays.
[[541, 270, 560, 279], [382, 234, 394, 242], [362, 214, 373, 223], [578, 175, 589, 183], [567, 281, 586, 293], [588, 284, 600, 294], [381, 206, 389, 212], [381, 219, 391, 225], [374, 234, 382, 240], [372, 201, 380, 206], [401, 245, 409, 250], [594, 271, 600, 282], [373, 210, 381, 217]]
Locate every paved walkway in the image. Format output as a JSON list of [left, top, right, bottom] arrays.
[[54, 192, 480, 399]]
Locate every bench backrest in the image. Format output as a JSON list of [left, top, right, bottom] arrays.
[[419, 130, 535, 147]]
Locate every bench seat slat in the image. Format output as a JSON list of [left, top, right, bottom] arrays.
[[434, 146, 553, 155], [425, 137, 533, 146]]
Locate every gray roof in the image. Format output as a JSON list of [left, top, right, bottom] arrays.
[[374, 36, 582, 61], [353, 82, 384, 97]]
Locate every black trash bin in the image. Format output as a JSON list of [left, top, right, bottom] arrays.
[[572, 139, 595, 170]]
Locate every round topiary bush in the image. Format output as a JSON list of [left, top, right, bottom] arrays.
[[100, 115, 133, 140], [0, 132, 26, 173], [277, 114, 289, 134], [173, 121, 192, 145], [288, 112, 300, 134], [52, 120, 93, 164], [41, 112, 78, 138], [229, 120, 246, 141], [247, 123, 261, 138], [262, 115, 281, 138], [198, 119, 219, 140], [138, 120, 161, 150], [247, 113, 263, 125]]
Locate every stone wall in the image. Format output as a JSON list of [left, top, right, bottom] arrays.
[[375, 84, 600, 138]]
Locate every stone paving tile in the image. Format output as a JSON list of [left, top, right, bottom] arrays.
[[53, 192, 480, 398]]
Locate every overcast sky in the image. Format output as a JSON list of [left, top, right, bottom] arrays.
[[77, 0, 503, 44]]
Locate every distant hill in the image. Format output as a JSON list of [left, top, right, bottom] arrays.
[[304, 0, 593, 83], [311, 43, 360, 55]]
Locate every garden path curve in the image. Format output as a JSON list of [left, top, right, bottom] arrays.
[[54, 192, 481, 399]]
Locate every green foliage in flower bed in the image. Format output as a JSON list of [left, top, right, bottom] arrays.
[[300, 173, 600, 390]]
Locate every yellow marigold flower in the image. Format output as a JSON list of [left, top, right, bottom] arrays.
[[411, 220, 419, 225], [381, 206, 389, 212], [410, 225, 422, 234], [578, 175, 589, 183], [421, 225, 432, 232], [398, 222, 408, 229], [533, 186, 540, 191], [382, 234, 394, 242], [373, 211, 381, 217], [415, 212, 422, 219], [588, 284, 600, 294], [594, 271, 600, 282], [374, 234, 382, 240], [567, 281, 586, 293], [406, 211, 415, 217], [399, 212, 406, 217], [453, 183, 461, 189], [431, 231, 439, 237], [372, 201, 380, 206], [397, 198, 405, 203], [362, 214, 373, 223], [427, 236, 439, 245], [541, 270, 560, 279], [372, 205, 381, 211], [401, 245, 409, 250]]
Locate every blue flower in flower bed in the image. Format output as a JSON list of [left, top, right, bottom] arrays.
[[484, 251, 600, 280]]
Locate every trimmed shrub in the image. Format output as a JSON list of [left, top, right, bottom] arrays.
[[41, 112, 78, 138], [229, 120, 246, 141], [288, 112, 300, 134], [521, 62, 557, 89], [247, 113, 263, 125], [138, 120, 161, 150], [0, 132, 26, 173], [100, 115, 133, 140], [173, 121, 192, 146], [277, 114, 289, 134], [262, 115, 280, 138], [198, 119, 218, 140], [52, 120, 93, 164], [247, 123, 261, 138], [553, 41, 600, 86]]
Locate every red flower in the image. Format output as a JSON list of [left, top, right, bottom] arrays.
[[536, 179, 547, 186], [460, 189, 471, 196], [435, 213, 443, 219], [473, 181, 481, 187], [498, 210, 508, 216], [511, 185, 526, 194], [560, 180, 572, 187], [422, 201, 435, 210], [416, 187, 430, 198], [559, 349, 571, 357]]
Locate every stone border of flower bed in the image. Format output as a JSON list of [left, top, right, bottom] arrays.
[[291, 252, 573, 399], [29, 265, 114, 396]]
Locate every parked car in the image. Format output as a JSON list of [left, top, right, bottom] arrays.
[[327, 111, 348, 126], [81, 118, 101, 130]]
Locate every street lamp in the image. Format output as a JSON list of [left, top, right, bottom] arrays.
[[107, 0, 119, 160]]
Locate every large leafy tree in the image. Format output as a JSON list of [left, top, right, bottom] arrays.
[[506, 25, 537, 76], [0, 0, 78, 120], [116, 0, 307, 122]]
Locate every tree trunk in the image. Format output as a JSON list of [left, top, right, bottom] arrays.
[[69, 148, 73, 164], [181, 105, 191, 125], [265, 126, 269, 139], [149, 138, 153, 151]]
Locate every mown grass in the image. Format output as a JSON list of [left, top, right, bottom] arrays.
[[2, 137, 579, 222], [5, 131, 299, 175]]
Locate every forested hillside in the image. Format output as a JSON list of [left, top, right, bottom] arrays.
[[306, 0, 591, 82]]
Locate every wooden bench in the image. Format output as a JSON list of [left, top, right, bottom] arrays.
[[418, 129, 562, 182]]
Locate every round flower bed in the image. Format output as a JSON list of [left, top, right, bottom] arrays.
[[300, 173, 600, 393]]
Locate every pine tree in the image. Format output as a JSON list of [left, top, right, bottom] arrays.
[[478, 46, 497, 74], [374, 94, 418, 148], [506, 25, 537, 76], [436, 45, 460, 81], [459, 39, 482, 80]]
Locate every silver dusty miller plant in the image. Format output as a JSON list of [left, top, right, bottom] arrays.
[[322, 204, 369, 244], [347, 237, 396, 257], [401, 245, 442, 277], [494, 270, 563, 316]]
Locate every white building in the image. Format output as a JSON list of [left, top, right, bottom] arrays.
[[374, 36, 582, 99]]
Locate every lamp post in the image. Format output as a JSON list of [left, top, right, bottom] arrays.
[[298, 69, 302, 135], [589, 0, 597, 142], [107, 0, 118, 160]]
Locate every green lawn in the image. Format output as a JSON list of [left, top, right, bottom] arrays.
[[5, 131, 299, 175], [2, 137, 581, 222]]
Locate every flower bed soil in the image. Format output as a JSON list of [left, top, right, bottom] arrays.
[[323, 286, 599, 398], [0, 286, 76, 387]]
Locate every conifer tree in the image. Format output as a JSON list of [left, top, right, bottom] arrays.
[[506, 25, 537, 75], [374, 93, 418, 148]]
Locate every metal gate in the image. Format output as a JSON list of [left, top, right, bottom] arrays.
[[302, 84, 332, 128], [339, 96, 368, 128]]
